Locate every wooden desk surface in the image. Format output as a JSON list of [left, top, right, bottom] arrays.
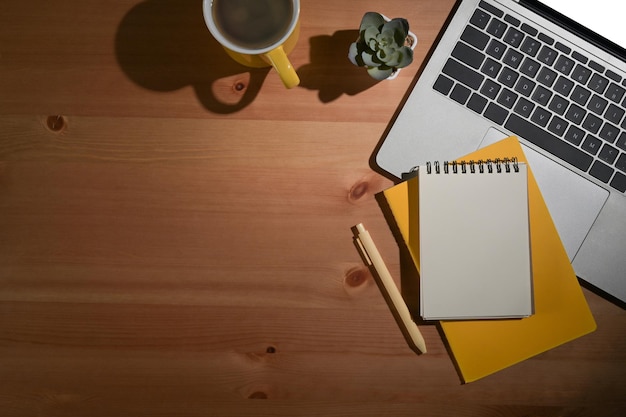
[[1, 1, 624, 415]]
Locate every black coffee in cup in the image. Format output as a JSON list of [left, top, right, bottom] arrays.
[[212, 0, 294, 50]]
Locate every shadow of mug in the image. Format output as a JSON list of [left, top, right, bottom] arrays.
[[115, 0, 269, 114]]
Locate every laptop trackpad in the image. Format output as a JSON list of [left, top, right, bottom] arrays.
[[480, 128, 609, 261]]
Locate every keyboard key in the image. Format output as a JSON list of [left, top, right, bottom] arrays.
[[588, 73, 609, 94], [470, 8, 491, 29], [565, 125, 585, 145], [520, 23, 538, 36], [503, 27, 524, 47], [506, 114, 593, 171], [606, 69, 622, 83], [582, 134, 602, 155], [452, 42, 485, 69], [481, 58, 502, 78], [599, 122, 620, 143], [548, 116, 569, 136], [572, 65, 592, 84], [538, 33, 554, 45], [589, 160, 614, 183], [605, 104, 625, 125], [514, 97, 535, 118], [504, 14, 520, 26], [548, 94, 569, 115], [610, 172, 626, 192], [433, 74, 454, 95], [582, 113, 602, 133], [564, 103, 586, 125], [532, 85, 552, 106], [537, 46, 558, 66], [503, 48, 523, 69], [554, 76, 574, 96], [520, 37, 541, 56], [554, 42, 571, 54], [486, 39, 507, 59], [589, 60, 605, 73], [530, 106, 551, 127], [554, 55, 575, 75], [484, 102, 509, 124], [498, 67, 519, 88], [537, 67, 558, 87], [618, 132, 626, 151], [572, 51, 588, 63], [514, 76, 535, 97], [450, 83, 472, 104], [571, 85, 592, 106], [497, 88, 518, 109], [487, 19, 508, 38], [467, 93, 488, 113], [520, 57, 540, 78], [479, 0, 504, 18], [587, 94, 608, 115], [599, 144, 619, 164], [605, 83, 626, 104], [461, 26, 490, 50], [442, 59, 485, 90], [480, 78, 501, 99], [617, 153, 626, 171]]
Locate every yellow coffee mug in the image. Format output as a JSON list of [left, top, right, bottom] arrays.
[[203, 0, 300, 89]]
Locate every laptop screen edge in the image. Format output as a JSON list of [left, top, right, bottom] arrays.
[[519, 0, 626, 61]]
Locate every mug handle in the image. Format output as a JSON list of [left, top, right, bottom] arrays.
[[264, 46, 300, 89]]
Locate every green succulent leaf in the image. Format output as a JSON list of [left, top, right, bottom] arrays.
[[384, 50, 402, 67], [359, 12, 385, 32], [367, 66, 395, 80], [395, 46, 414, 68], [377, 45, 394, 62], [361, 51, 378, 67], [363, 26, 380, 45], [392, 18, 410, 34], [381, 19, 406, 36], [348, 42, 360, 66], [379, 31, 394, 47]]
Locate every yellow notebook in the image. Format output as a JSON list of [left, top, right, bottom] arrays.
[[380, 136, 596, 383]]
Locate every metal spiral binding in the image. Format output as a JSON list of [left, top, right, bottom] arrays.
[[422, 157, 519, 174]]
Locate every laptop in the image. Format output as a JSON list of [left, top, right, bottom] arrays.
[[375, 0, 626, 304]]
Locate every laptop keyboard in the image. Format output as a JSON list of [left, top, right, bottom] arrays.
[[432, 0, 626, 193]]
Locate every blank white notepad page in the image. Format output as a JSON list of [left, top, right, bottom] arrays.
[[418, 161, 532, 320]]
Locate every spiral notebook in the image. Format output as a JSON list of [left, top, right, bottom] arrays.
[[417, 158, 532, 320]]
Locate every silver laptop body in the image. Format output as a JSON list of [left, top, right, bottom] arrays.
[[376, 0, 626, 303]]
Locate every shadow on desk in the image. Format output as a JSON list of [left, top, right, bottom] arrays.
[[115, 0, 268, 114], [298, 30, 380, 102]]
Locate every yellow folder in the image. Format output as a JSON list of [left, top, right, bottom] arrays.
[[380, 136, 596, 383]]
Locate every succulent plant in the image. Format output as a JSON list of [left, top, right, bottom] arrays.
[[348, 12, 414, 80]]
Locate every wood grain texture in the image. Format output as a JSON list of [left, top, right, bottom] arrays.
[[1, 1, 625, 416]]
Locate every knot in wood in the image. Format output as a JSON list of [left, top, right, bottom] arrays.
[[348, 180, 369, 202], [46, 115, 66, 132], [345, 267, 369, 288], [248, 391, 268, 399], [233, 80, 247, 93]]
